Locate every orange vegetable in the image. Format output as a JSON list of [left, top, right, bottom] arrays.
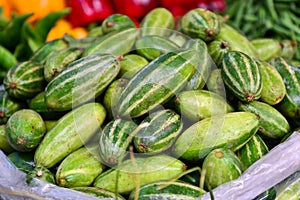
[[0, 0, 11, 18], [46, 19, 88, 41], [9, 0, 66, 22]]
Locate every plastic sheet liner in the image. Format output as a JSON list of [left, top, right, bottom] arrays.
[[0, 132, 300, 200]]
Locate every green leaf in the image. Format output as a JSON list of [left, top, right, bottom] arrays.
[[0, 12, 33, 51], [35, 8, 71, 42]]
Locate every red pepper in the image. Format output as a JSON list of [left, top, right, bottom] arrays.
[[112, 0, 159, 19], [68, 0, 114, 27]]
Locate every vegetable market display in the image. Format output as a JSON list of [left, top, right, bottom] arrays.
[[0, 3, 300, 200]]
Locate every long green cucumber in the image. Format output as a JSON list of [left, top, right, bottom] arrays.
[[271, 57, 300, 119], [174, 90, 233, 122], [181, 8, 221, 42], [99, 119, 137, 166], [238, 101, 290, 139], [206, 69, 227, 97], [173, 112, 259, 162], [237, 134, 269, 170], [82, 28, 139, 57], [73, 187, 125, 200], [56, 146, 104, 187], [45, 53, 120, 111], [4, 61, 45, 99], [129, 181, 206, 200], [133, 109, 183, 154], [93, 155, 185, 194], [116, 49, 198, 118], [257, 61, 286, 105], [34, 103, 106, 168], [202, 148, 243, 189], [221, 51, 262, 102]]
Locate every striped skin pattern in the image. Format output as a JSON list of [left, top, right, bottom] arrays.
[[221, 51, 262, 102], [202, 148, 243, 189], [181, 8, 221, 42], [44, 47, 83, 82], [271, 57, 300, 119], [116, 49, 198, 118], [237, 134, 269, 170], [208, 39, 231, 67], [173, 112, 259, 162], [99, 119, 137, 166], [238, 101, 290, 139], [34, 103, 106, 168], [182, 38, 212, 90], [129, 181, 206, 200], [133, 109, 183, 154], [4, 61, 45, 99], [45, 53, 120, 111], [0, 91, 24, 124], [82, 28, 139, 57]]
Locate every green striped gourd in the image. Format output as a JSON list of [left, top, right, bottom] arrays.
[[73, 187, 125, 200], [217, 23, 259, 59], [4, 61, 45, 99], [116, 49, 198, 118], [34, 103, 106, 168], [44, 47, 83, 82], [238, 101, 290, 139], [0, 91, 25, 124], [103, 79, 129, 120], [221, 51, 262, 102], [182, 38, 212, 90], [140, 8, 174, 37], [251, 38, 281, 61], [129, 181, 206, 200], [30, 39, 68, 64], [175, 90, 233, 122], [93, 155, 185, 194], [237, 134, 269, 170], [99, 119, 137, 166], [271, 57, 300, 119], [208, 39, 231, 67], [45, 54, 120, 111], [135, 35, 180, 61], [181, 8, 221, 42], [173, 112, 259, 162], [133, 109, 182, 154], [26, 167, 55, 184], [82, 28, 139, 57], [6, 109, 46, 152], [56, 146, 104, 187], [118, 54, 148, 79], [0, 125, 14, 154], [101, 14, 136, 34], [257, 61, 286, 105], [202, 148, 243, 189]]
